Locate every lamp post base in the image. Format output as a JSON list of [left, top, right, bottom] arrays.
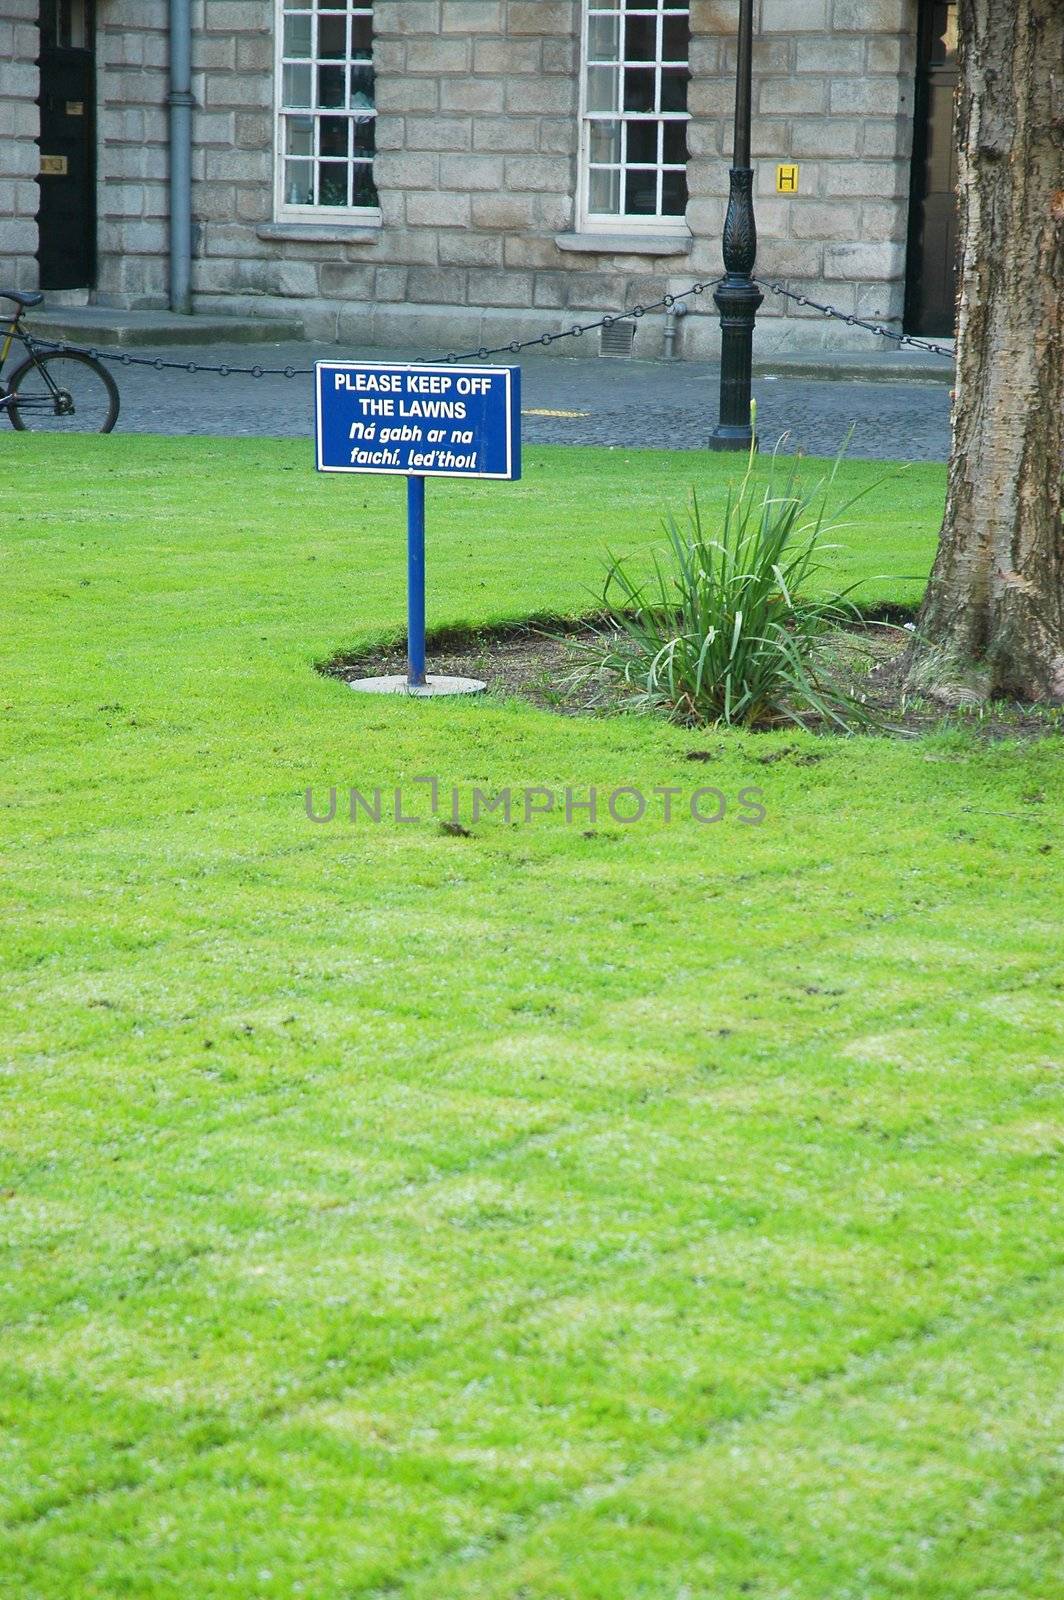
[[708, 423, 757, 453], [710, 267, 764, 453]]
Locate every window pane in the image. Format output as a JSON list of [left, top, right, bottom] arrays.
[[625, 168, 657, 214], [318, 14, 347, 59], [661, 167, 688, 215], [586, 66, 618, 113], [317, 64, 346, 107], [623, 67, 655, 112], [319, 115, 349, 157], [282, 63, 312, 107], [352, 114, 375, 156], [588, 167, 621, 214], [284, 159, 314, 205], [626, 120, 658, 163], [660, 67, 689, 112], [317, 161, 349, 207], [284, 114, 314, 156], [350, 64, 374, 109], [589, 119, 621, 163], [588, 14, 620, 61], [662, 119, 687, 164], [351, 15, 372, 59], [319, 0, 346, 8], [282, 14, 311, 57], [624, 16, 656, 61], [662, 16, 689, 61], [661, 0, 688, 8], [352, 162, 379, 208]]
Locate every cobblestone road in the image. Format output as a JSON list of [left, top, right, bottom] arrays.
[[99, 338, 951, 462]]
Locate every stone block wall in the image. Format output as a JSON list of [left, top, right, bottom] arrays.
[[95, 0, 171, 306], [175, 0, 919, 353], [41, 0, 923, 354], [684, 0, 918, 353], [180, 0, 692, 354], [0, 0, 40, 292]]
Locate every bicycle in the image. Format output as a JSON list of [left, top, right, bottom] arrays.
[[0, 289, 119, 433]]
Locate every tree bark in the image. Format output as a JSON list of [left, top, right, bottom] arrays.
[[908, 0, 1064, 703]]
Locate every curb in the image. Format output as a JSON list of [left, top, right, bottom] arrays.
[[25, 312, 306, 349], [753, 356, 954, 386]]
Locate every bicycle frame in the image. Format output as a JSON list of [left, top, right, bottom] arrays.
[[0, 317, 21, 397], [0, 316, 67, 414]]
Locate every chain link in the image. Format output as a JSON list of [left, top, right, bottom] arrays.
[[13, 276, 953, 379]]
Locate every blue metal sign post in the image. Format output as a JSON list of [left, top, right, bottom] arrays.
[[406, 475, 426, 686], [315, 361, 521, 696]]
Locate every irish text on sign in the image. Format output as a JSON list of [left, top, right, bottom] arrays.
[[315, 361, 521, 481]]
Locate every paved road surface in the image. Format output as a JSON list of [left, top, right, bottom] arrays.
[[99, 339, 951, 462]]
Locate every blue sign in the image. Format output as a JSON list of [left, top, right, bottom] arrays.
[[315, 361, 521, 481]]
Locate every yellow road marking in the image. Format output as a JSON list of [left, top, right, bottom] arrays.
[[522, 407, 590, 418]]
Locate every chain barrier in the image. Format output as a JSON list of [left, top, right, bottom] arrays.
[[432, 279, 718, 364], [19, 334, 315, 380], [18, 276, 953, 379], [761, 282, 954, 359], [19, 280, 720, 378]]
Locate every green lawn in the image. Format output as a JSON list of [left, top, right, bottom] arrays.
[[1, 436, 1061, 1600]]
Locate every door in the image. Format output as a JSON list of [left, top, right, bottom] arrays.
[[37, 0, 96, 289], [905, 0, 959, 337]]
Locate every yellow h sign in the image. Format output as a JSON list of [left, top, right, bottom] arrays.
[[776, 163, 800, 193]]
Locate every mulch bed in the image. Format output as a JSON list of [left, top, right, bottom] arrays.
[[326, 619, 605, 715], [324, 619, 1059, 740]]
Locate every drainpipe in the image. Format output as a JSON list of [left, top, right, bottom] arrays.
[[168, 0, 194, 314]]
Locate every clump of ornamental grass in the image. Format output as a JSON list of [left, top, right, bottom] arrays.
[[572, 411, 892, 731]]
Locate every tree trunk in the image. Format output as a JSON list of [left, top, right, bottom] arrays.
[[907, 0, 1064, 703]]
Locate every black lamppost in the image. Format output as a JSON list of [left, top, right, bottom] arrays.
[[709, 0, 762, 451]]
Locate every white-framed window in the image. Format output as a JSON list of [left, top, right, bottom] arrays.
[[579, 1, 691, 232], [274, 0, 379, 222]]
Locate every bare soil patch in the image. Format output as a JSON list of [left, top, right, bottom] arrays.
[[325, 618, 1060, 740], [326, 619, 599, 715]]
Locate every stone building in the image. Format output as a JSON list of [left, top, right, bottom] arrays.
[[1, 1, 958, 357]]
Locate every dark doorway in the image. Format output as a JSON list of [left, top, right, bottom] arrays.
[[905, 0, 959, 337], [37, 0, 96, 290]]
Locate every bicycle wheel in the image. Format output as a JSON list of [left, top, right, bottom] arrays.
[[7, 350, 120, 433]]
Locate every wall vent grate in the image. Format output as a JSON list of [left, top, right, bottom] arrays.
[[599, 320, 636, 357]]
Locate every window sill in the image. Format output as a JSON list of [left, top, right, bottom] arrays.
[[257, 221, 383, 244], [555, 230, 693, 257]]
